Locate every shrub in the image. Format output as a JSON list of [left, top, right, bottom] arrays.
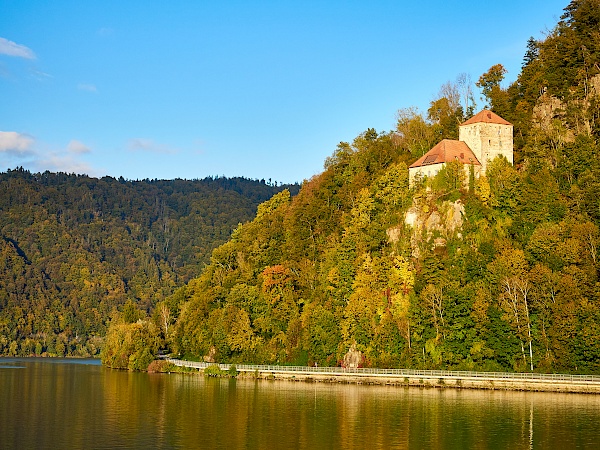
[[129, 348, 155, 371], [204, 364, 226, 377], [147, 360, 177, 373], [100, 320, 161, 371]]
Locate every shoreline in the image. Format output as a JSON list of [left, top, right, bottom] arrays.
[[242, 371, 600, 394], [165, 358, 600, 394]]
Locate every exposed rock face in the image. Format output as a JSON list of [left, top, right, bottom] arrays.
[[434, 237, 447, 248], [203, 346, 217, 363], [386, 225, 403, 244], [404, 199, 464, 235], [401, 199, 465, 257], [532, 94, 575, 142], [342, 343, 363, 369], [445, 200, 464, 233], [591, 74, 600, 97], [533, 74, 600, 140], [425, 211, 441, 230], [404, 208, 419, 228]]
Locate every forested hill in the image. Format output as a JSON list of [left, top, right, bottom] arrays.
[[0, 168, 298, 357], [113, 0, 600, 374]]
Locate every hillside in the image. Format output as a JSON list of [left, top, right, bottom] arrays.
[[103, 0, 600, 375], [0, 169, 298, 357]]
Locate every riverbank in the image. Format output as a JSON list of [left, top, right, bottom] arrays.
[[164, 358, 600, 394]]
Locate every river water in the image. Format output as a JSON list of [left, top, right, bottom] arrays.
[[1, 358, 599, 449]]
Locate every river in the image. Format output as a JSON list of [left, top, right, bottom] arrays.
[[1, 358, 599, 449]]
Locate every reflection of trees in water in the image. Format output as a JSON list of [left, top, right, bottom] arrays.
[[8, 364, 597, 449]]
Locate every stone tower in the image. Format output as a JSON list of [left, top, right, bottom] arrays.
[[458, 110, 513, 174]]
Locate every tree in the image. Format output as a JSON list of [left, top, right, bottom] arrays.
[[122, 300, 144, 324], [421, 284, 446, 341], [476, 64, 509, 112], [429, 80, 467, 135], [428, 97, 462, 141], [528, 264, 559, 365], [477, 64, 507, 101], [571, 221, 599, 267], [486, 156, 520, 213], [522, 37, 539, 68], [431, 160, 466, 193], [101, 320, 161, 371], [157, 302, 172, 336], [395, 108, 436, 157], [500, 276, 534, 371], [488, 248, 534, 371], [457, 72, 476, 116]]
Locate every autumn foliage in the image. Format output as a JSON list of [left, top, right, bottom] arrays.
[[166, 1, 600, 373]]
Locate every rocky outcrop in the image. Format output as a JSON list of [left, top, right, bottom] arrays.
[[386, 225, 403, 244], [203, 346, 217, 363], [404, 199, 464, 235], [342, 343, 364, 369], [591, 74, 600, 97], [400, 198, 465, 257], [533, 74, 600, 140]]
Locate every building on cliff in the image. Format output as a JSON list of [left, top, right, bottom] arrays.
[[408, 109, 513, 185]]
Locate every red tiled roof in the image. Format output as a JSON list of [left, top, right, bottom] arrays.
[[409, 139, 481, 169], [461, 109, 512, 126]]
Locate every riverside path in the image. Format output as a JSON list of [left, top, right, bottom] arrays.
[[164, 358, 600, 394]]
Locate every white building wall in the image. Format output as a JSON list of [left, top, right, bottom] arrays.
[[408, 162, 445, 184], [408, 162, 481, 185]]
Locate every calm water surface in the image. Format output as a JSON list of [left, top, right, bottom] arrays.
[[1, 358, 599, 449]]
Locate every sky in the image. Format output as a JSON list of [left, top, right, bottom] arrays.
[[1, 0, 569, 184]]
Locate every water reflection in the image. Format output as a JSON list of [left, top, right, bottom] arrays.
[[1, 359, 599, 449]]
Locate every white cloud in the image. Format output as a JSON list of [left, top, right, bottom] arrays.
[[0, 37, 35, 59], [128, 138, 177, 154], [0, 131, 35, 155], [31, 69, 52, 80], [67, 140, 91, 154], [77, 83, 97, 93], [0, 132, 99, 176], [30, 153, 97, 176]]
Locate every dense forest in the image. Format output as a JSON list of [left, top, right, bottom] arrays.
[[0, 171, 297, 357], [101, 0, 600, 374]]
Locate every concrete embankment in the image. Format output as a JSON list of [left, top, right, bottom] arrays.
[[164, 359, 600, 394]]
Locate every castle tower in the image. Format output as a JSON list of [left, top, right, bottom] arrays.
[[458, 110, 513, 173]]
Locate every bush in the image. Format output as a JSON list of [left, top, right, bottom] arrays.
[[204, 364, 226, 377], [129, 348, 155, 371], [100, 320, 161, 371], [228, 365, 238, 377], [147, 360, 177, 373]]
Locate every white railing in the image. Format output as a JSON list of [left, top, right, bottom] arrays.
[[164, 358, 600, 384]]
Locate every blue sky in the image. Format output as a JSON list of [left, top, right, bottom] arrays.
[[1, 0, 567, 183]]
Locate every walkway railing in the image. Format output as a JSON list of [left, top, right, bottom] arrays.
[[164, 358, 600, 385]]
